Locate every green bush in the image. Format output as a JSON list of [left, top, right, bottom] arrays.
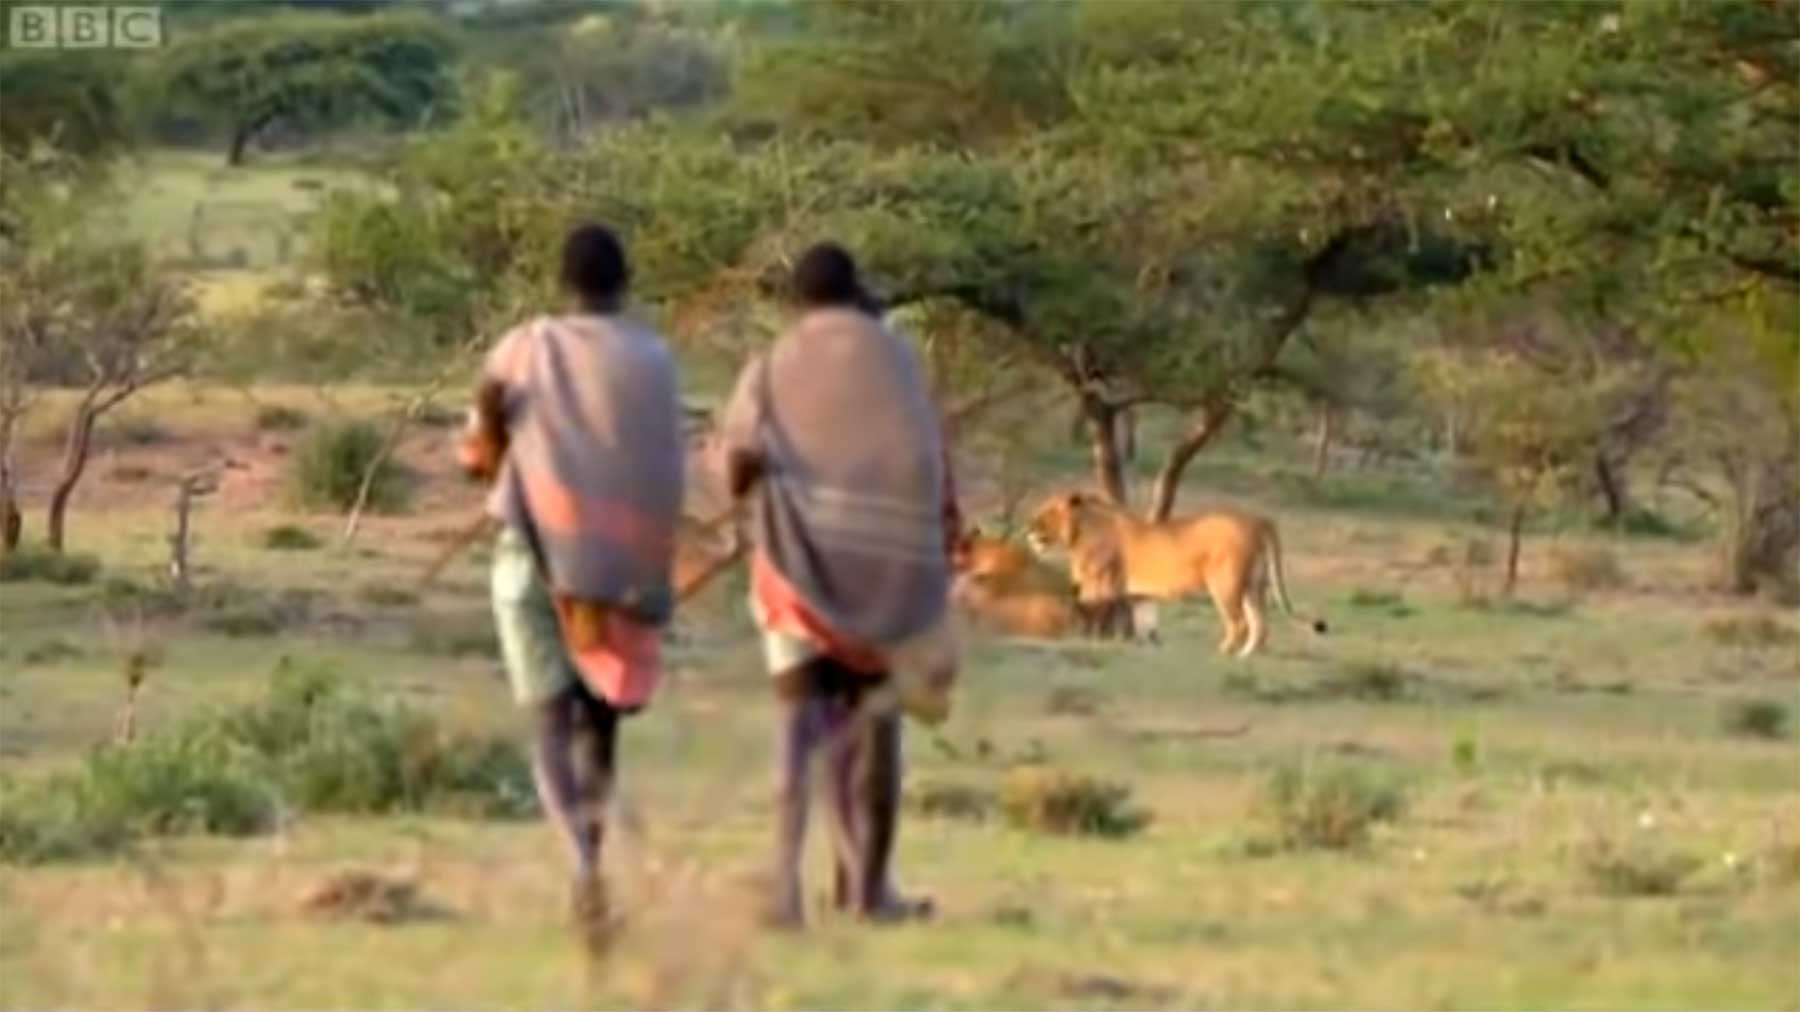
[[907, 779, 998, 822], [1264, 761, 1407, 850], [262, 524, 323, 551], [0, 734, 278, 864], [1000, 765, 1149, 838], [0, 545, 100, 585], [287, 419, 412, 514], [1722, 698, 1790, 741], [0, 660, 533, 864], [1580, 836, 1701, 897]]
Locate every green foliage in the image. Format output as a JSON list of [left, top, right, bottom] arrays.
[[262, 524, 323, 551], [1264, 761, 1407, 851], [0, 735, 279, 864], [156, 11, 458, 164], [0, 660, 533, 864], [999, 765, 1149, 839], [287, 418, 411, 513], [1722, 699, 1791, 742], [0, 545, 99, 585], [0, 51, 128, 157]]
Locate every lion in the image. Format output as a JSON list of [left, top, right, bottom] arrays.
[[949, 528, 1081, 638], [1025, 491, 1327, 656]]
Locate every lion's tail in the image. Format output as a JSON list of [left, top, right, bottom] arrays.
[[1265, 524, 1329, 634]]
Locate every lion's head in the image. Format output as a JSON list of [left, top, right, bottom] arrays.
[[1025, 491, 1098, 557], [952, 526, 1037, 583]]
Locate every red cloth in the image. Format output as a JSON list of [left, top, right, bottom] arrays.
[[751, 551, 887, 674], [554, 602, 663, 709]]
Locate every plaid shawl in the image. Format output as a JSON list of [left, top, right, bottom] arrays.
[[720, 308, 953, 646], [484, 314, 685, 624]]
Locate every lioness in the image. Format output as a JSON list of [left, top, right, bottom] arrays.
[[1026, 491, 1327, 656], [949, 529, 1079, 638]]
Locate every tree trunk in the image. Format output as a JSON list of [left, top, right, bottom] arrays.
[[47, 403, 99, 552], [1116, 405, 1137, 464], [1079, 394, 1129, 506], [1312, 403, 1337, 482], [0, 439, 20, 554], [227, 122, 252, 166], [1503, 502, 1526, 597], [1594, 451, 1627, 525], [1146, 401, 1231, 522]]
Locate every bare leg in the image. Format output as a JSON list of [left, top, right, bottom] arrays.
[[770, 666, 825, 928], [532, 690, 598, 878]]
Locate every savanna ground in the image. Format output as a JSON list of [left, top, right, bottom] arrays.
[[2, 153, 1798, 1011]]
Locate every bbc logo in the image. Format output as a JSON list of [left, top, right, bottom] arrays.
[[7, 5, 163, 48]]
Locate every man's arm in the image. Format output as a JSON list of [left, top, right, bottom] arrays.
[[717, 354, 768, 502]]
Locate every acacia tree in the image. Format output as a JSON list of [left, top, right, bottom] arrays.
[[158, 11, 457, 165], [42, 243, 197, 552]]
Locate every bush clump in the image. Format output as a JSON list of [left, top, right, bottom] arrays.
[[262, 524, 323, 551], [0, 661, 532, 864], [254, 404, 311, 433], [1547, 544, 1627, 593], [1701, 614, 1799, 649], [287, 419, 412, 514], [1000, 765, 1149, 838], [1722, 698, 1791, 741], [1579, 836, 1702, 897], [0, 545, 100, 585], [1264, 761, 1407, 850]]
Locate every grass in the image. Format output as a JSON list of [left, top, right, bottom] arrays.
[[0, 546, 100, 585], [2, 382, 1797, 1009]]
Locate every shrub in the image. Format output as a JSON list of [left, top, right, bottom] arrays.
[[0, 545, 100, 585], [262, 524, 323, 551], [1346, 587, 1414, 617], [1330, 660, 1414, 701], [105, 415, 170, 446], [1580, 836, 1701, 897], [287, 419, 412, 514], [254, 404, 310, 432], [1264, 761, 1406, 850], [0, 734, 278, 864], [999, 765, 1149, 838], [907, 779, 998, 822], [1722, 698, 1790, 741], [20, 639, 84, 665], [0, 660, 533, 864], [1700, 614, 1799, 649], [356, 583, 420, 608], [1547, 544, 1627, 592]]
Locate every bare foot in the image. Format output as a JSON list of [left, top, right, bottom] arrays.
[[570, 872, 618, 956], [763, 880, 804, 931], [863, 890, 935, 924]]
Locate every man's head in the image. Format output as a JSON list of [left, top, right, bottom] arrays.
[[791, 242, 879, 315], [561, 223, 629, 310]]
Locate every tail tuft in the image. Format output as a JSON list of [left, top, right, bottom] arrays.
[[1312, 619, 1329, 635]]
